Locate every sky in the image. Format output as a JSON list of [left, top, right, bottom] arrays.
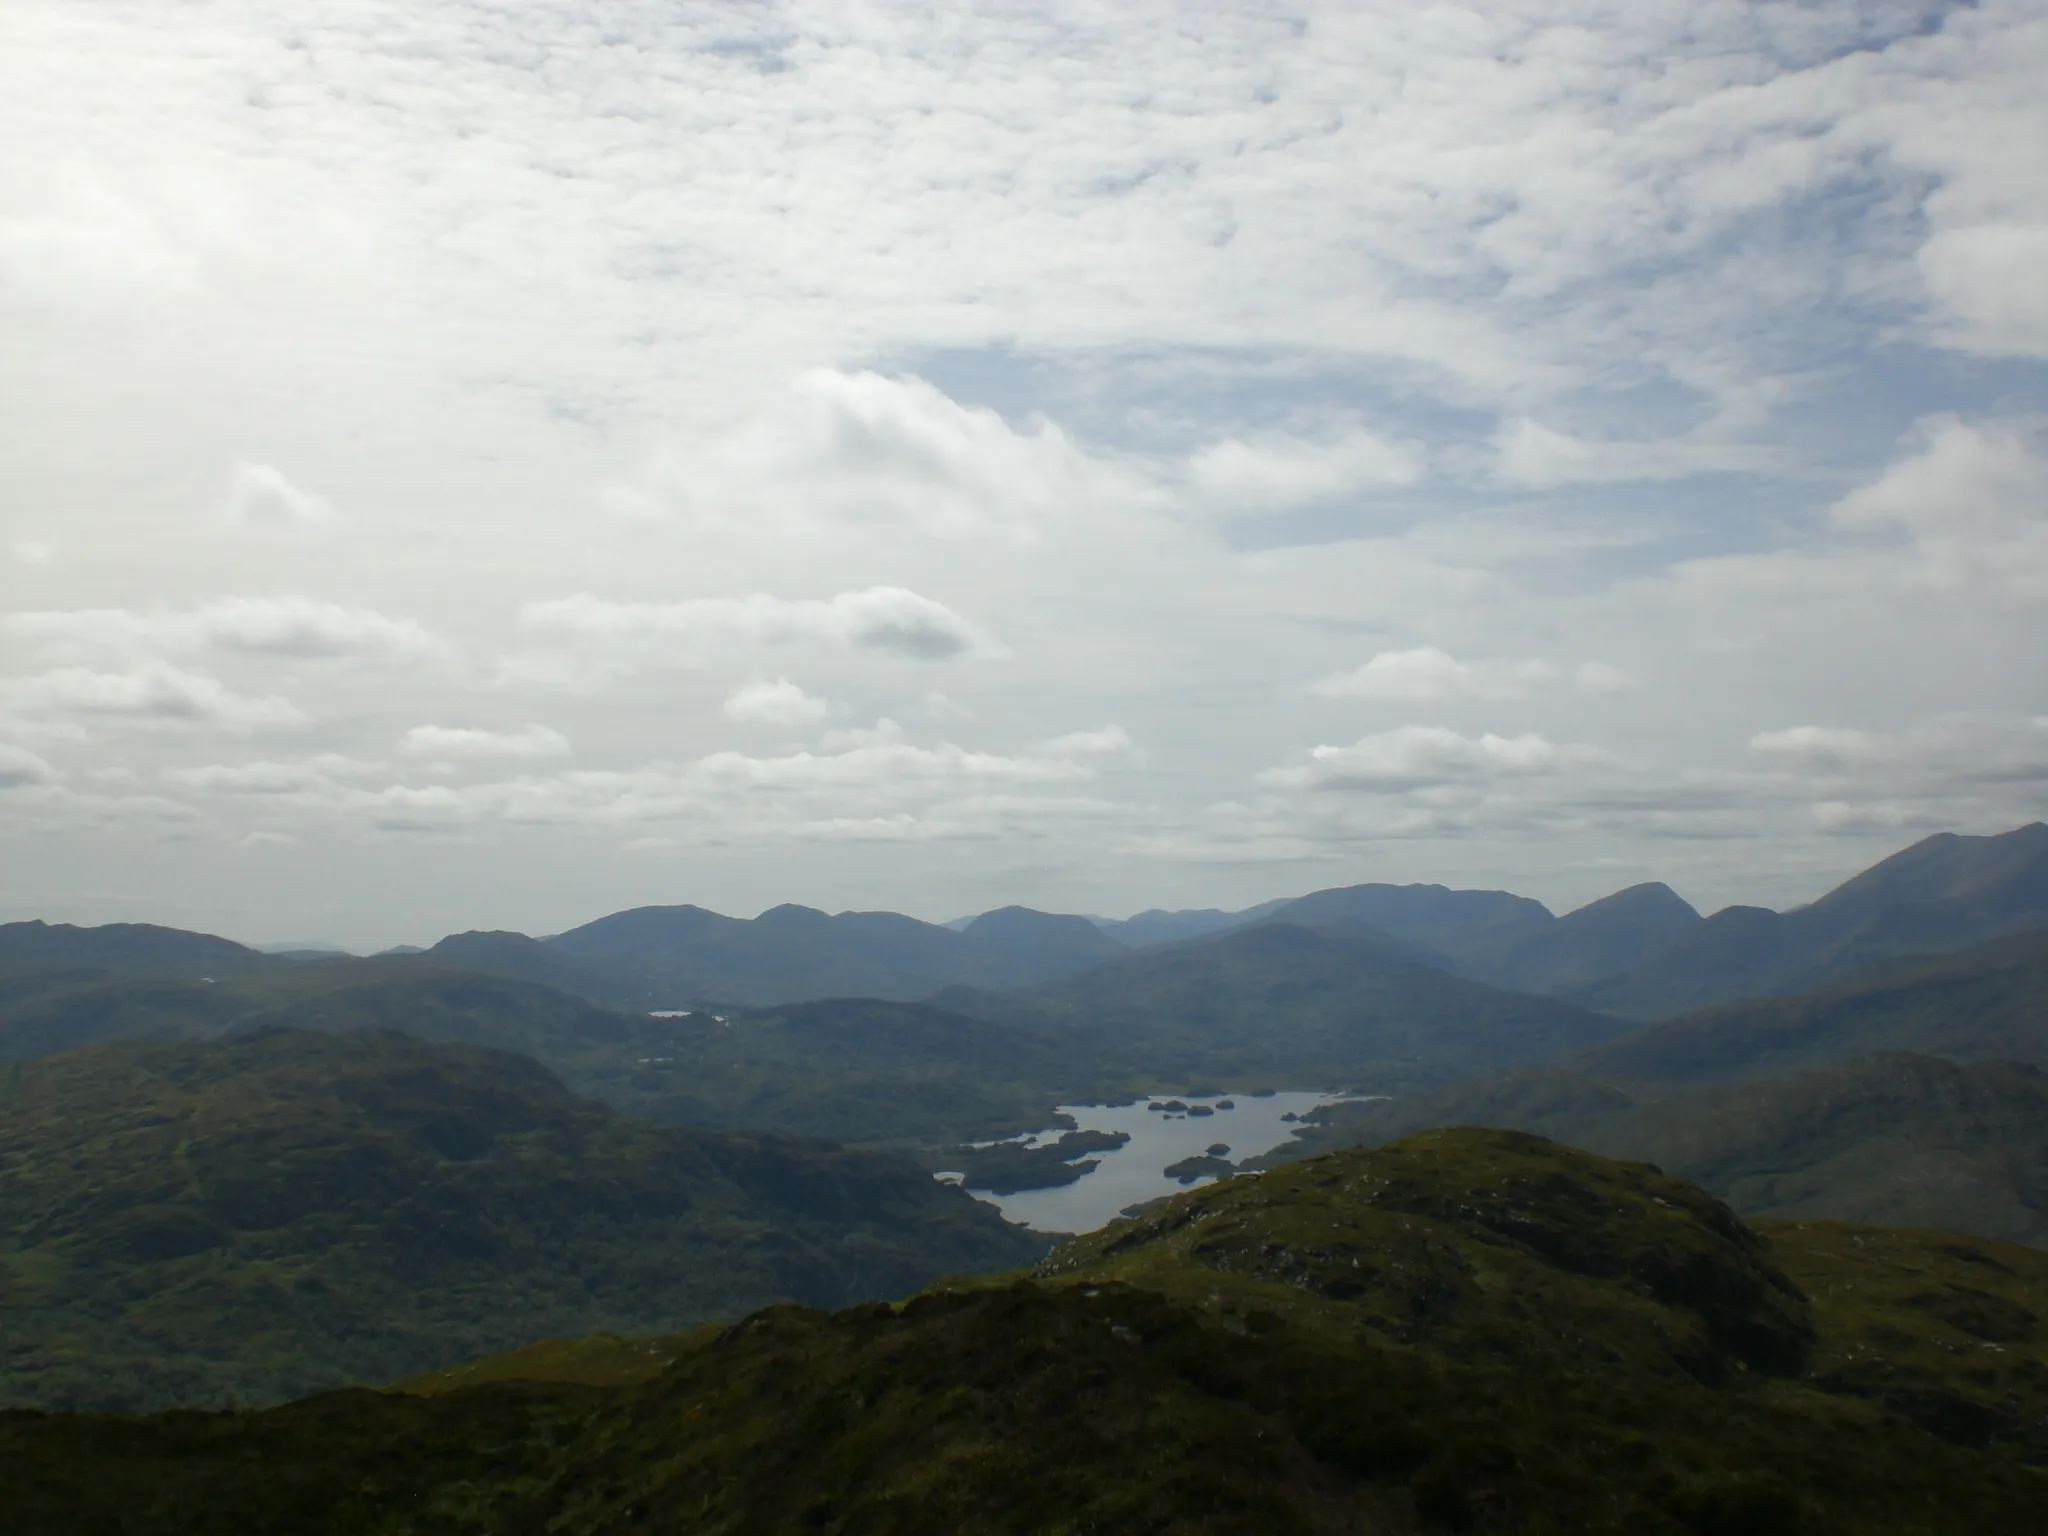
[[2, 1, 2045, 951]]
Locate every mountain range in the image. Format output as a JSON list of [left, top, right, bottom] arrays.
[[8, 823, 2048, 1527], [8, 823, 2045, 1026]]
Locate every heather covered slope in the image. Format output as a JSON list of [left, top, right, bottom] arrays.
[[10, 1132, 2048, 1533], [1262, 928, 2048, 1245], [0, 1029, 1046, 1412], [1273, 1053, 2048, 1247]]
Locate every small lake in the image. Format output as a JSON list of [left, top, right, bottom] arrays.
[[942, 1091, 1350, 1234]]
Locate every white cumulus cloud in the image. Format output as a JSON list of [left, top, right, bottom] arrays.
[[722, 678, 832, 728], [1186, 426, 1422, 512], [1040, 725, 1133, 756], [8, 598, 451, 665], [399, 724, 570, 760], [521, 587, 998, 665], [1749, 726, 1883, 772], [1261, 726, 1571, 793], [221, 462, 338, 532], [0, 665, 307, 731], [1311, 647, 1559, 702]]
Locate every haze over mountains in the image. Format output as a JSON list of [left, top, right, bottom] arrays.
[[18, 821, 2034, 1021], [411, 821, 2048, 1015], [1, 827, 2044, 1363], [4, 826, 2046, 1130], [7, 815, 2048, 1535]]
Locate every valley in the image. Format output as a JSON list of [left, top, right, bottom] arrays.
[[4, 822, 2048, 1527]]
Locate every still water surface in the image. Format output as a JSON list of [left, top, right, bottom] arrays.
[[946, 1091, 1350, 1234]]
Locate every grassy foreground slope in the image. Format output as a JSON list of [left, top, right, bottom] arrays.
[[9, 1132, 2048, 1534], [0, 1029, 1046, 1411]]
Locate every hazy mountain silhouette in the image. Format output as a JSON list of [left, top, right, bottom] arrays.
[[1571, 823, 2048, 1017], [1572, 926, 2048, 1083], [535, 900, 1127, 1005], [940, 920, 1634, 1088], [0, 919, 280, 978]]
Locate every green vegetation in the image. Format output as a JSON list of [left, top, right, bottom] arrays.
[[1761, 1219, 2048, 1461], [1278, 1052, 2048, 1246], [0, 1029, 1046, 1411], [1574, 926, 2048, 1081], [943, 920, 1634, 1090], [1050, 1128, 1819, 1387], [601, 998, 1139, 1150], [1264, 921, 2048, 1247], [948, 1129, 1132, 1195], [0, 963, 1140, 1150], [1277, 918, 2048, 1243], [9, 1130, 2048, 1532]]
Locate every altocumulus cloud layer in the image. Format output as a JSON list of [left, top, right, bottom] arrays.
[[1, 1, 2044, 948]]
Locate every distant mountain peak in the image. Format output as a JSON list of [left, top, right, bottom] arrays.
[[1559, 882, 1699, 924]]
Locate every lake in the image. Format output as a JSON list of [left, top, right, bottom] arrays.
[[942, 1090, 1352, 1234]]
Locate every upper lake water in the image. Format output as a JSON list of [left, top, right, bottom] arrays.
[[945, 1091, 1350, 1234]]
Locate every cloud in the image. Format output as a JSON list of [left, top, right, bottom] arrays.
[[618, 370, 1163, 544], [1310, 647, 1559, 702], [1811, 799, 1936, 837], [8, 598, 451, 665], [1574, 662, 1633, 695], [521, 586, 999, 665], [6, 4, 2048, 930], [0, 743, 57, 788], [722, 678, 832, 727], [1260, 726, 1573, 793], [164, 760, 334, 794], [399, 724, 571, 760], [1917, 225, 2048, 360], [130, 717, 1127, 842], [1491, 418, 1775, 489], [690, 734, 1094, 794], [1040, 725, 1133, 756], [1186, 426, 1422, 512], [221, 462, 338, 532], [1749, 726, 1882, 773], [1752, 716, 2048, 786], [1829, 417, 2048, 580], [0, 666, 306, 731]]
